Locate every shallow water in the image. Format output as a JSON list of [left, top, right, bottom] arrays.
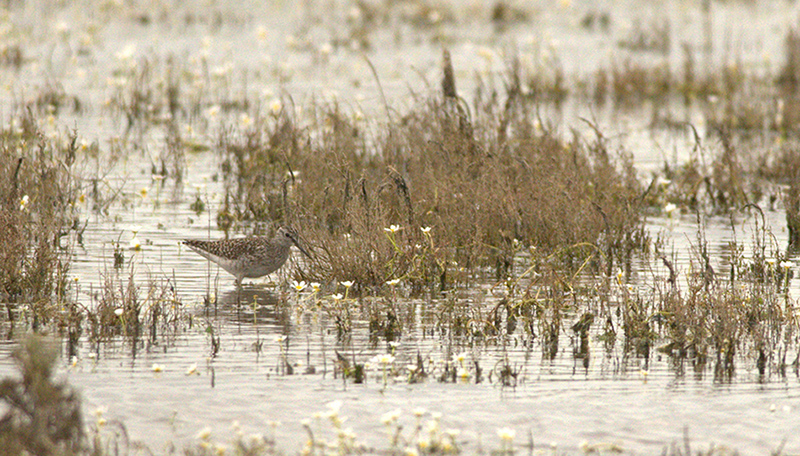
[[2, 0, 800, 454]]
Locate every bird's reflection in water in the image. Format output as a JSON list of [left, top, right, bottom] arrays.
[[197, 285, 295, 383], [208, 285, 292, 330], [221, 285, 278, 307]]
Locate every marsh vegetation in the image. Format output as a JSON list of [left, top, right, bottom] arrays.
[[1, 0, 799, 454]]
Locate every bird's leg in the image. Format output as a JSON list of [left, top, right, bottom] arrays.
[[234, 278, 243, 306]]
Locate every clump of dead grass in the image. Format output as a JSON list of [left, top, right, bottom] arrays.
[[758, 140, 800, 249], [82, 265, 185, 355], [216, 54, 646, 292], [646, 219, 798, 380], [0, 112, 81, 329]]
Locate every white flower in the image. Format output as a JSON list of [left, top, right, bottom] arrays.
[[339, 427, 356, 441], [780, 261, 793, 269], [239, 113, 253, 128], [256, 26, 268, 41], [247, 433, 265, 446], [326, 400, 343, 414], [384, 225, 401, 233], [291, 280, 307, 292], [275, 335, 287, 343], [664, 202, 677, 216], [380, 408, 401, 425], [386, 278, 401, 286], [128, 236, 141, 251], [203, 105, 221, 120], [457, 367, 470, 380], [186, 363, 198, 375], [374, 354, 395, 365], [319, 42, 333, 56], [114, 308, 124, 316], [497, 427, 516, 441], [340, 280, 354, 288], [270, 99, 282, 115], [310, 282, 321, 291], [266, 420, 281, 428], [420, 226, 431, 233], [115, 43, 136, 61], [196, 426, 212, 440], [424, 418, 439, 433], [19, 195, 29, 211], [331, 293, 343, 301], [151, 363, 163, 373]]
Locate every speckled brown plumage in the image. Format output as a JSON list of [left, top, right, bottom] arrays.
[[183, 226, 310, 284]]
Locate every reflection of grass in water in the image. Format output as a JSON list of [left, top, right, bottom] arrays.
[[0, 339, 773, 456]]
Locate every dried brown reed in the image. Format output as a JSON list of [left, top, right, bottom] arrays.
[[83, 266, 185, 354], [0, 43, 23, 69], [0, 113, 80, 330], [0, 110, 185, 358], [761, 142, 800, 248], [648, 221, 797, 379], [777, 27, 800, 94], [617, 18, 671, 54], [644, 126, 756, 215], [610, 59, 671, 106], [216, 56, 645, 292]]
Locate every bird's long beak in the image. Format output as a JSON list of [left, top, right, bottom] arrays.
[[293, 238, 312, 258]]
